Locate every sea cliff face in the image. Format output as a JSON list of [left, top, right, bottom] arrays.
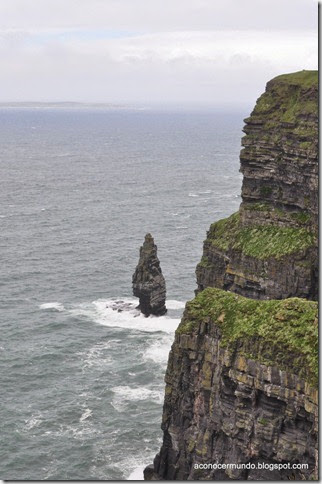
[[147, 289, 318, 480], [146, 71, 318, 480], [196, 71, 318, 301]]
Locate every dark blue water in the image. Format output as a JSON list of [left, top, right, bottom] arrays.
[[1, 107, 243, 479]]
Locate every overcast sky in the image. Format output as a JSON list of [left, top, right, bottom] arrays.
[[0, 0, 318, 107]]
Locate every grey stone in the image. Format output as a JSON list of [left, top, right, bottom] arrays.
[[132, 233, 167, 316]]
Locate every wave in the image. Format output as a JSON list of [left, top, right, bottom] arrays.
[[111, 385, 164, 407], [71, 298, 182, 334], [39, 302, 65, 312], [166, 300, 186, 310], [127, 466, 145, 480], [44, 423, 99, 440], [142, 337, 172, 365], [169, 212, 190, 219], [81, 340, 117, 369], [79, 408, 92, 422], [24, 415, 42, 430]]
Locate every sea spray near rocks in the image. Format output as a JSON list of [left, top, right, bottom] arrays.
[[132, 233, 167, 316]]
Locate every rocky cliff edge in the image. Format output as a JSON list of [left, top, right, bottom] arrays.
[[145, 71, 318, 481]]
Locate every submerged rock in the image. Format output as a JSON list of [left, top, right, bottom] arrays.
[[132, 233, 167, 316]]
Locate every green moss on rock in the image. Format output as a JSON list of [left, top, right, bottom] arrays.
[[176, 288, 318, 387], [258, 418, 269, 426], [272, 70, 318, 88], [208, 212, 315, 259], [290, 211, 311, 224], [251, 70, 318, 131], [244, 202, 271, 212], [198, 255, 211, 268]]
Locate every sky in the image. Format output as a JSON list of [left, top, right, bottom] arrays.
[[0, 0, 318, 108]]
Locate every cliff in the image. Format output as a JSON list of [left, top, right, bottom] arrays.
[[146, 71, 318, 480], [196, 70, 318, 300], [149, 289, 318, 480]]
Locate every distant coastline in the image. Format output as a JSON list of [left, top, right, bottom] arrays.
[[0, 102, 145, 110]]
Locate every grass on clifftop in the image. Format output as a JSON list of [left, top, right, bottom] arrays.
[[251, 70, 318, 125], [272, 70, 318, 88], [208, 212, 315, 259], [176, 287, 318, 387]]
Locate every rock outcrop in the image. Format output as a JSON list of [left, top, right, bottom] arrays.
[[147, 289, 318, 480], [145, 71, 318, 480], [196, 71, 318, 301], [132, 233, 167, 316]]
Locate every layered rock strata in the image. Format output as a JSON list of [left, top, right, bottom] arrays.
[[196, 71, 318, 300], [147, 288, 318, 480], [133, 233, 167, 316], [146, 71, 318, 480]]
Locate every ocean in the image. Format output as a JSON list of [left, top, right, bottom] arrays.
[[1, 107, 243, 480]]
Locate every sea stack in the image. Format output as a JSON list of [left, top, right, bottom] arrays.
[[132, 233, 167, 316]]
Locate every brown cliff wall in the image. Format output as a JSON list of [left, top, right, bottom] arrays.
[[196, 71, 318, 300]]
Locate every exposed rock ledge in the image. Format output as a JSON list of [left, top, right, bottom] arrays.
[[146, 288, 318, 480], [196, 70, 318, 300]]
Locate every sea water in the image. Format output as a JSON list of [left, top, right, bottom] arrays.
[[1, 107, 243, 479]]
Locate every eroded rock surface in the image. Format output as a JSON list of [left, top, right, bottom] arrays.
[[196, 71, 318, 300], [132, 233, 167, 316], [149, 290, 318, 480], [145, 71, 318, 481]]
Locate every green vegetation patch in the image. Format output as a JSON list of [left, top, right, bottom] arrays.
[[290, 211, 311, 224], [272, 70, 318, 88], [245, 202, 271, 212], [251, 70, 318, 127], [258, 418, 269, 426], [176, 288, 318, 387], [198, 256, 211, 268], [208, 212, 315, 259]]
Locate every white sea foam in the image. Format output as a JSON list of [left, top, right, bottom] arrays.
[[166, 300, 186, 310], [72, 298, 181, 334], [127, 466, 145, 480], [54, 423, 99, 439], [39, 302, 65, 312], [169, 212, 190, 219], [24, 415, 42, 430], [82, 340, 117, 369], [111, 385, 164, 406], [188, 192, 198, 197], [80, 408, 92, 422], [143, 337, 172, 365]]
